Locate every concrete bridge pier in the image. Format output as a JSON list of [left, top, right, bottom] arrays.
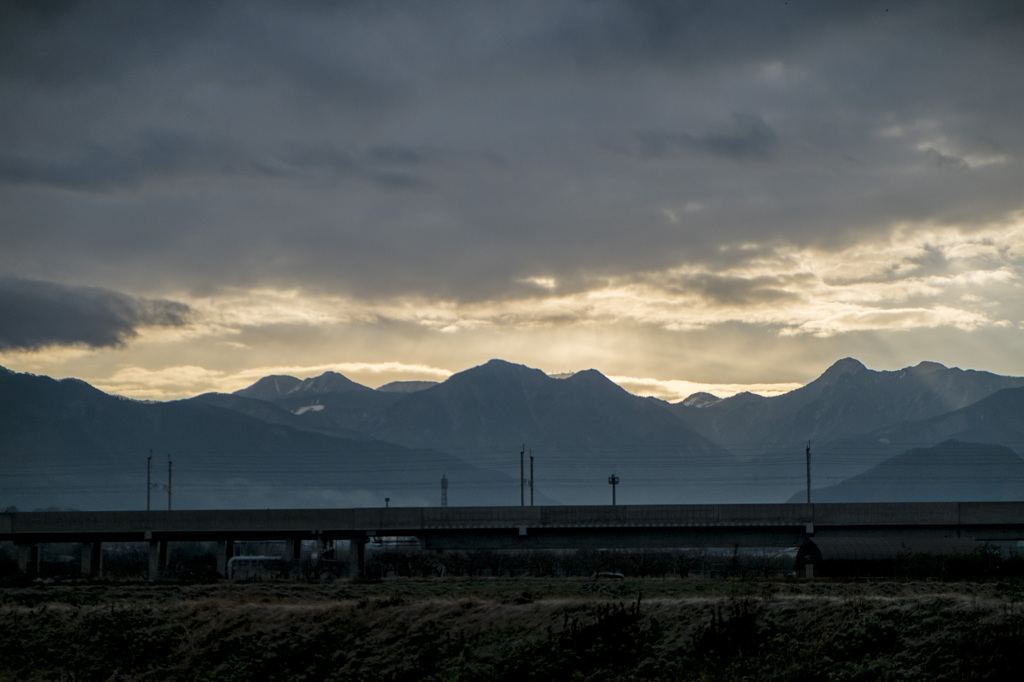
[[17, 543, 39, 579], [348, 537, 366, 578], [215, 539, 235, 577], [81, 541, 103, 578], [284, 538, 303, 563], [147, 539, 167, 580], [281, 537, 304, 578]]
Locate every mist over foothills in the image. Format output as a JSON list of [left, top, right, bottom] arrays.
[[3, 356, 1024, 512]]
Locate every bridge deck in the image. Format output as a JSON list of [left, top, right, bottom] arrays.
[[4, 502, 1024, 544]]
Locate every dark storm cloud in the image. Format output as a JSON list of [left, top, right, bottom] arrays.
[[0, 0, 1022, 304], [0, 134, 437, 194], [0, 278, 191, 351], [0, 1, 228, 95], [0, 131, 276, 193], [0, 0, 397, 106], [524, 0, 898, 72]]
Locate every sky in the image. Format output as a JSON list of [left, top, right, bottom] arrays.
[[1, 0, 1023, 403]]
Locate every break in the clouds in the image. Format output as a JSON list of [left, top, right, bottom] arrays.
[[1, 1, 1023, 398], [0, 278, 190, 351]]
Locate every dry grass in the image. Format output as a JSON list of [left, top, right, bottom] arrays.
[[2, 577, 1024, 681]]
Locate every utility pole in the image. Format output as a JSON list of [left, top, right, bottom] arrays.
[[608, 473, 620, 506], [165, 455, 173, 511], [441, 473, 448, 508], [147, 450, 162, 511], [805, 441, 811, 505], [529, 451, 534, 507], [520, 445, 525, 507]]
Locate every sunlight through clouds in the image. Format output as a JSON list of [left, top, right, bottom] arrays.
[[161, 219, 1024, 345], [607, 375, 803, 402], [94, 361, 454, 400], [7, 215, 1021, 402]]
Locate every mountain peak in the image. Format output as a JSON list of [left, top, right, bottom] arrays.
[[908, 361, 948, 375], [462, 359, 546, 379], [234, 374, 302, 400], [438, 360, 550, 394], [681, 392, 722, 408], [817, 357, 868, 384], [296, 371, 371, 394], [480, 358, 530, 372], [562, 368, 626, 394], [235, 371, 369, 401]]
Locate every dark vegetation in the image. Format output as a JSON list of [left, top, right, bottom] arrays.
[[5, 543, 1024, 680], [0, 542, 801, 584], [364, 545, 793, 580], [6, 540, 1024, 584], [3, 577, 1024, 681]]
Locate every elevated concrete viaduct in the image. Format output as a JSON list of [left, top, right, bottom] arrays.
[[3, 502, 1023, 579]]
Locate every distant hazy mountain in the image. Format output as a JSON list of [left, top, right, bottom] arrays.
[[0, 367, 519, 511], [789, 441, 1024, 503], [349, 360, 738, 505], [376, 380, 438, 393], [665, 359, 1024, 499], [221, 360, 737, 505], [188, 392, 371, 441], [672, 358, 1024, 459], [5, 356, 1024, 510], [865, 387, 1024, 454], [165, 358, 1024, 505], [227, 371, 406, 437], [235, 371, 372, 401]]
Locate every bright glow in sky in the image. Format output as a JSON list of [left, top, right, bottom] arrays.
[[2, 1, 1023, 401]]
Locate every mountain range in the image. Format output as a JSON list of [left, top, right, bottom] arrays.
[[2, 358, 1023, 511]]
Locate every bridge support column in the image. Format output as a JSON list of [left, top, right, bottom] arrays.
[[148, 540, 167, 580], [284, 538, 303, 562], [17, 544, 39, 579], [348, 538, 366, 579], [81, 542, 103, 578], [216, 540, 234, 577], [281, 538, 303, 579]]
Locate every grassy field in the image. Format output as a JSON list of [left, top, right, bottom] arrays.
[[3, 577, 1024, 681]]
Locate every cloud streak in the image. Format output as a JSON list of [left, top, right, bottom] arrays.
[[161, 219, 1021, 343], [619, 114, 780, 162], [0, 278, 191, 351]]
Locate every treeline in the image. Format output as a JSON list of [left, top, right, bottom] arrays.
[[0, 542, 219, 582], [361, 546, 791, 580], [0, 541, 792, 581], [7, 541, 1024, 582]]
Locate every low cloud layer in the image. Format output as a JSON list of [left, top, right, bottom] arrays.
[[0, 278, 191, 351]]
